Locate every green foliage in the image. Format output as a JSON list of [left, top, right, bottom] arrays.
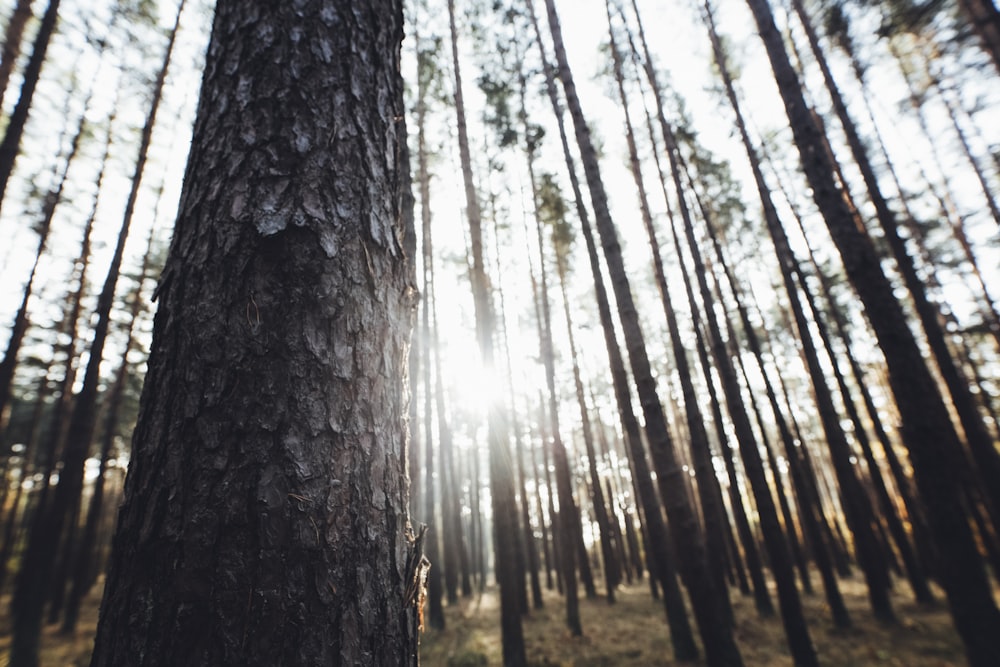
[[417, 34, 449, 108], [536, 171, 574, 268], [478, 73, 519, 148]]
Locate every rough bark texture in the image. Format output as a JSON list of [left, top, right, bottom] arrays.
[[89, 2, 420, 665], [744, 0, 1000, 663]]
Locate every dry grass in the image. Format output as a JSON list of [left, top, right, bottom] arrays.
[[0, 572, 968, 665], [420, 575, 967, 667], [0, 583, 103, 667]]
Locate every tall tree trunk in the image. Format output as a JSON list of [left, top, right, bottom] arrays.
[[790, 230, 934, 604], [62, 215, 158, 634], [524, 0, 699, 657], [554, 243, 619, 603], [446, 0, 526, 661], [744, 0, 1000, 662], [542, 0, 744, 663], [529, 407, 555, 592], [0, 0, 60, 216], [956, 0, 1000, 75], [793, 0, 1000, 516], [413, 18, 443, 631], [90, 0, 420, 664], [13, 4, 183, 664], [0, 85, 86, 432], [490, 201, 530, 616], [0, 0, 33, 115], [606, 5, 730, 618], [700, 0, 851, 627]]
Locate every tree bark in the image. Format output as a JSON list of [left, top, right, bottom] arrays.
[[524, 0, 699, 657], [89, 1, 420, 664]]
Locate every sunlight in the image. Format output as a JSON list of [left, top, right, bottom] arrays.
[[439, 335, 507, 420]]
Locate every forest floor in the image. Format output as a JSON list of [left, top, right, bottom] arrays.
[[0, 572, 968, 665], [0, 581, 102, 666], [420, 575, 967, 667]]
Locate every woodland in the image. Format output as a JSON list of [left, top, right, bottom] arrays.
[[0, 0, 997, 665]]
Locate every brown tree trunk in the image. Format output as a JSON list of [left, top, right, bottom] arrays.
[[0, 0, 33, 116], [606, 6, 730, 618], [744, 0, 1000, 661], [543, 0, 743, 663], [446, 0, 526, 661], [524, 0, 699, 657], [793, 0, 1000, 519], [0, 0, 60, 216], [89, 1, 421, 664], [957, 0, 1000, 75], [701, 0, 852, 627], [13, 5, 181, 662]]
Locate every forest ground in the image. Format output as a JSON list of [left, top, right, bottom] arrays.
[[420, 574, 966, 667], [0, 571, 967, 665]]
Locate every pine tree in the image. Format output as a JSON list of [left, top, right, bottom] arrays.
[[89, 0, 421, 663]]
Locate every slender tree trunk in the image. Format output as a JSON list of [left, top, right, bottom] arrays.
[[793, 0, 1000, 512], [524, 0, 699, 658], [0, 0, 33, 115], [90, 0, 420, 663], [607, 6, 730, 618], [0, 0, 60, 216], [701, 0, 851, 627], [744, 0, 1000, 661], [490, 198, 530, 616], [413, 19, 443, 631], [515, 397, 544, 609], [446, 1, 526, 661], [529, 410, 555, 592], [542, 0, 744, 663], [0, 88, 87, 431], [790, 235, 934, 604], [13, 5, 183, 664], [62, 219, 157, 634], [956, 0, 1000, 75], [555, 247, 619, 603]]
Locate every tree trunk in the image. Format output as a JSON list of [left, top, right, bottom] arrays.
[[414, 19, 444, 631], [89, 1, 420, 664], [446, 0, 526, 661], [700, 0, 852, 627], [0, 0, 60, 216], [543, 0, 743, 663], [792, 0, 1000, 518], [0, 0, 33, 117], [524, 0, 698, 657], [12, 5, 181, 662], [63, 226, 156, 634], [957, 0, 1000, 75], [744, 0, 1000, 662], [606, 6, 730, 618]]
